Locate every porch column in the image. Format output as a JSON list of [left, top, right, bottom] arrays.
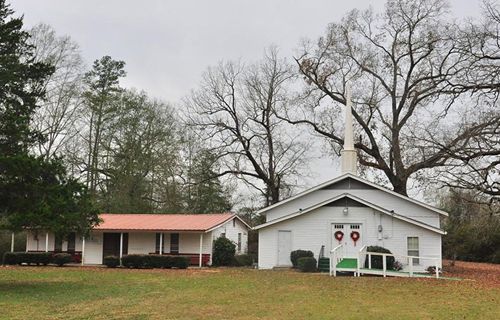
[[199, 233, 203, 268], [45, 232, 49, 252], [81, 236, 85, 266], [10, 232, 15, 252], [159, 233, 163, 255], [119, 232, 124, 265]]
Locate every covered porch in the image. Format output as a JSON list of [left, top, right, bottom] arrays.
[[84, 230, 211, 267]]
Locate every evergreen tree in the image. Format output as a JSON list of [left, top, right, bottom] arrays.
[[0, 0, 99, 235], [82, 55, 126, 198], [185, 150, 232, 213]]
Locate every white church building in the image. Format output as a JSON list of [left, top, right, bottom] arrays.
[[255, 89, 446, 277]]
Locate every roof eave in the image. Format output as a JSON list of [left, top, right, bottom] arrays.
[[254, 193, 446, 235], [255, 173, 448, 217]]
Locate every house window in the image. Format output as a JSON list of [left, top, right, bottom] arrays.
[[237, 233, 242, 252], [155, 233, 164, 254], [54, 234, 63, 252], [220, 233, 226, 238], [407, 237, 419, 264], [67, 233, 76, 252], [170, 233, 179, 254]]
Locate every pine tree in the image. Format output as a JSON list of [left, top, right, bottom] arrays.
[[0, 0, 99, 235], [185, 150, 232, 213]]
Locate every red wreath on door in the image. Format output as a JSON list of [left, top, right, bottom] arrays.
[[334, 231, 344, 243], [350, 231, 360, 246]]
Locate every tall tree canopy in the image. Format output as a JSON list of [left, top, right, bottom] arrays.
[[186, 48, 307, 206], [284, 0, 500, 196], [0, 0, 98, 235]]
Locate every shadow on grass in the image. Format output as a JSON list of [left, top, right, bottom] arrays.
[[0, 280, 86, 298]]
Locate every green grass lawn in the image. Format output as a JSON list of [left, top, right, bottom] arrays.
[[0, 266, 498, 320]]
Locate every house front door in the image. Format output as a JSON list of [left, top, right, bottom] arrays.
[[332, 223, 362, 258], [277, 230, 292, 266]]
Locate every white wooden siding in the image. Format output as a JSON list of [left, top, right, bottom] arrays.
[[211, 218, 249, 254], [128, 232, 156, 254], [258, 206, 442, 272], [265, 189, 440, 228], [26, 231, 55, 251]]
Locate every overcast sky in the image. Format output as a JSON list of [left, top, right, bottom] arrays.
[[10, 0, 484, 194]]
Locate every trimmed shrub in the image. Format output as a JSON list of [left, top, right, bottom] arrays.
[[53, 253, 72, 267], [212, 237, 236, 266], [161, 255, 174, 269], [103, 256, 120, 268], [290, 250, 314, 268], [234, 254, 253, 266], [23, 252, 52, 265], [2, 252, 52, 266], [122, 254, 146, 268], [364, 246, 395, 270], [146, 255, 174, 268], [2, 252, 18, 265], [120, 254, 189, 269], [146, 255, 163, 268], [171, 256, 189, 269], [297, 257, 317, 272]]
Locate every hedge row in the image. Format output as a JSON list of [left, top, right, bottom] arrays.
[[2, 252, 72, 266], [105, 254, 190, 269]]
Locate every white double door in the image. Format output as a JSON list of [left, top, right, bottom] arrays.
[[332, 223, 363, 257]]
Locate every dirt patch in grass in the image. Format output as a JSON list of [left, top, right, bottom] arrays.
[[442, 260, 500, 287]]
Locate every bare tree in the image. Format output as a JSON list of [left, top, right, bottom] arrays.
[[29, 23, 85, 160], [186, 48, 307, 206], [432, 1, 500, 206], [282, 0, 500, 195]]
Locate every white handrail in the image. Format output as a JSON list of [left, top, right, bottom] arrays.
[[363, 250, 441, 278], [330, 244, 344, 277], [357, 245, 367, 277]]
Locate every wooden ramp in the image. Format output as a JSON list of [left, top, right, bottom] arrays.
[[329, 258, 437, 278]]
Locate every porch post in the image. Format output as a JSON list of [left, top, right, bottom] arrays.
[[119, 232, 124, 265], [26, 233, 29, 252], [159, 233, 163, 255], [45, 232, 49, 252], [11, 232, 15, 252], [81, 236, 85, 266], [199, 233, 203, 267]]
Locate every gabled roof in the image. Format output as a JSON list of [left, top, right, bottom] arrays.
[[94, 213, 250, 232], [253, 193, 446, 234], [256, 173, 448, 216]]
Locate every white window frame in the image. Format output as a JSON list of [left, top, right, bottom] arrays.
[[407, 236, 420, 265]]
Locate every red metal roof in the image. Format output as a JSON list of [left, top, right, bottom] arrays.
[[94, 213, 235, 232]]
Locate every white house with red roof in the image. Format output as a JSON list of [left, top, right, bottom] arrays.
[[254, 89, 446, 277], [25, 213, 250, 266]]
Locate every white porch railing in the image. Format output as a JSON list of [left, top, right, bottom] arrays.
[[330, 244, 344, 277], [358, 250, 441, 278], [356, 245, 368, 277]]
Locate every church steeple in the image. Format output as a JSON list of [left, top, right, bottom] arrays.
[[341, 86, 357, 175]]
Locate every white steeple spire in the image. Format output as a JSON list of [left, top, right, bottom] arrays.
[[341, 85, 357, 175]]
